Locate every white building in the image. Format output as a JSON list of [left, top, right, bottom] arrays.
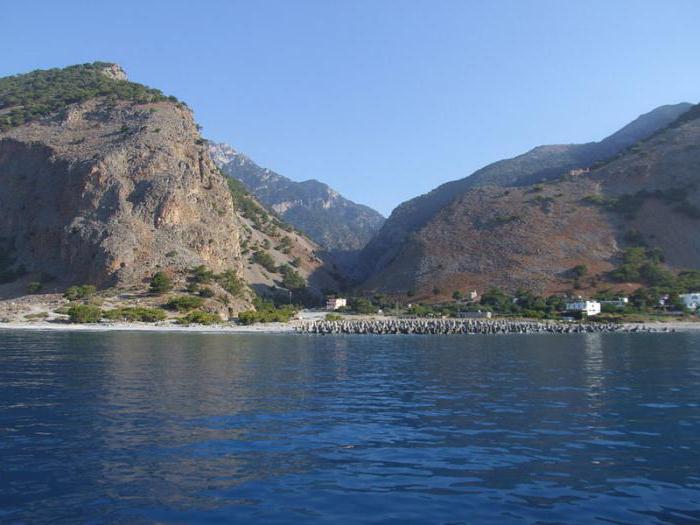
[[679, 293, 700, 311], [565, 300, 601, 316], [325, 297, 347, 311]]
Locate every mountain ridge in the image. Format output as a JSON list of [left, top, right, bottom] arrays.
[[356, 102, 694, 283], [210, 142, 385, 252], [357, 102, 700, 298]]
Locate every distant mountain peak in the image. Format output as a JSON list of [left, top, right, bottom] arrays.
[[209, 142, 385, 252]]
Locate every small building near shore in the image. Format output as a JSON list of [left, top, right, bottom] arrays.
[[325, 297, 347, 311], [565, 300, 601, 316], [679, 293, 700, 311]]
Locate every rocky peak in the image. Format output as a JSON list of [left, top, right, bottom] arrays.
[[98, 63, 128, 81], [208, 141, 239, 166]]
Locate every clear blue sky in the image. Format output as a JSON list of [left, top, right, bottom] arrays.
[[2, 1, 699, 215]]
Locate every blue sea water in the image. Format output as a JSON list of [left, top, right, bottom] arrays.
[[1, 330, 699, 524]]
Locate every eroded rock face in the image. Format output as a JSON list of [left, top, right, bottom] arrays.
[[0, 98, 243, 287]]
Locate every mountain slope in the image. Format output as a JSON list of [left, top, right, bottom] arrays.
[[357, 103, 693, 283], [210, 143, 385, 251], [0, 63, 338, 308]]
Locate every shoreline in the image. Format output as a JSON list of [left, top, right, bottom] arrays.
[[1, 319, 699, 334], [0, 321, 295, 334]]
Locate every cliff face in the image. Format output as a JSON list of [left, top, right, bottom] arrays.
[[210, 143, 385, 251], [0, 64, 245, 289], [356, 103, 692, 283], [0, 99, 243, 287], [358, 103, 700, 297]]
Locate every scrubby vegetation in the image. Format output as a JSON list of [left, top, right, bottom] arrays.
[[67, 304, 102, 323], [226, 178, 272, 230], [0, 62, 178, 131], [347, 297, 379, 314], [237, 297, 296, 325], [184, 266, 246, 298], [103, 307, 167, 322], [64, 284, 96, 301], [583, 186, 699, 220], [149, 272, 173, 294], [279, 264, 305, 291], [251, 250, 277, 273], [609, 247, 672, 286], [177, 310, 221, 325], [165, 295, 204, 312], [216, 269, 246, 296], [189, 265, 214, 284]]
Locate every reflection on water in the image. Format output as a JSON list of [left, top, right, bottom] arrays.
[[1, 331, 700, 524]]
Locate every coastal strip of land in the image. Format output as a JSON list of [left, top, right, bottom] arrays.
[[3, 317, 697, 335]]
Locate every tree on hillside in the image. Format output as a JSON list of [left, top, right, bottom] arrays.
[[149, 271, 173, 294]]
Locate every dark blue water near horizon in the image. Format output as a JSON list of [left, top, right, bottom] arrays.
[[1, 330, 699, 524]]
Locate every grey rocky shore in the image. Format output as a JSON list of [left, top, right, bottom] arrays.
[[296, 319, 672, 335]]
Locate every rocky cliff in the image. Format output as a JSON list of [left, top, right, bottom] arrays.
[[358, 103, 700, 297], [210, 143, 385, 251], [0, 63, 338, 304]]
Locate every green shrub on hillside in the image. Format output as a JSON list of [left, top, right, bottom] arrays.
[[238, 298, 296, 325], [226, 178, 269, 226], [348, 298, 379, 314], [165, 295, 204, 312], [103, 307, 167, 322], [216, 269, 246, 297], [189, 265, 215, 284], [67, 304, 102, 323], [251, 250, 277, 273], [279, 265, 305, 291], [64, 284, 96, 301], [609, 247, 670, 285], [238, 307, 295, 325], [149, 272, 173, 294]]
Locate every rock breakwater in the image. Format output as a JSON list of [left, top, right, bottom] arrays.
[[296, 319, 670, 335]]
